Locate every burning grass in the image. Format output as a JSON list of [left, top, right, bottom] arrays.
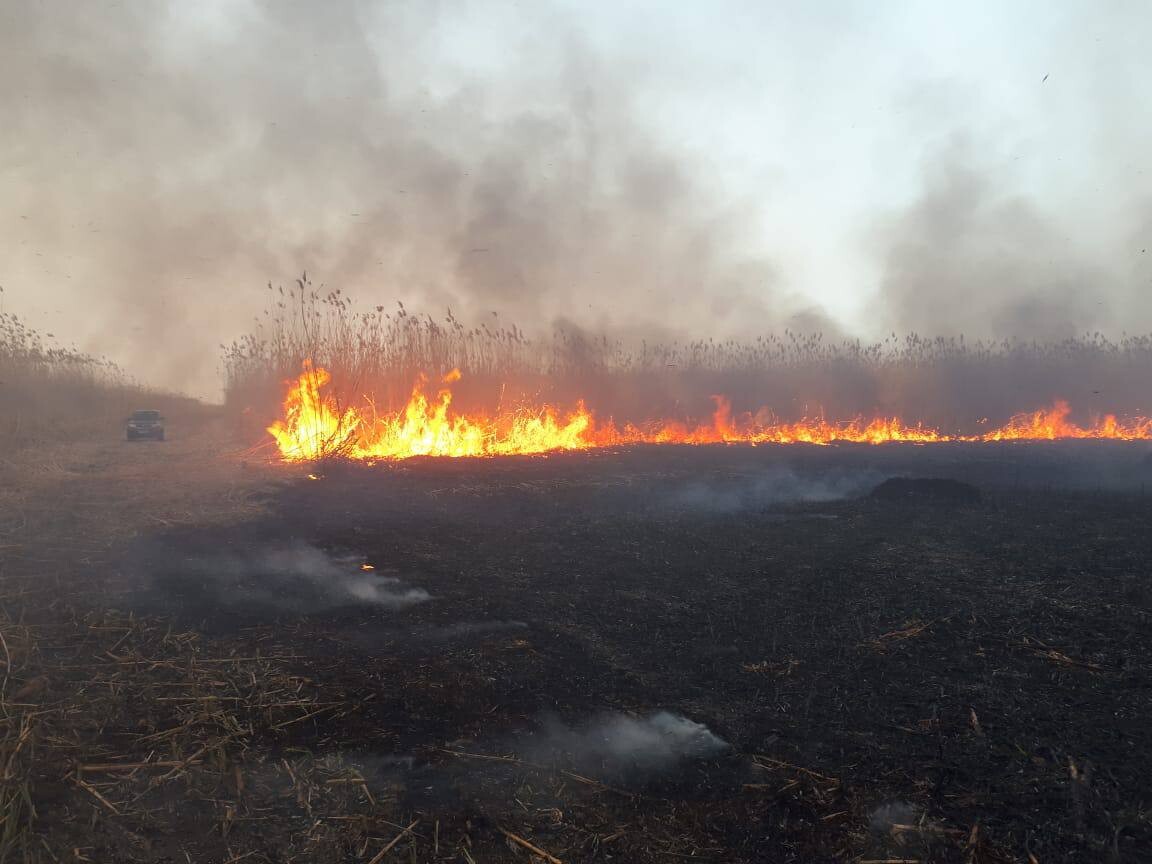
[[223, 275, 1152, 460], [266, 362, 1152, 461], [3, 278, 1151, 860]]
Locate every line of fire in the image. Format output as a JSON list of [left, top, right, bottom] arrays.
[[267, 361, 1152, 461]]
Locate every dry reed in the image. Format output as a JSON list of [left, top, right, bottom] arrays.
[[222, 273, 1152, 432]]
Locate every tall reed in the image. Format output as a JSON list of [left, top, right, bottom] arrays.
[[223, 274, 1152, 433], [0, 305, 193, 448]]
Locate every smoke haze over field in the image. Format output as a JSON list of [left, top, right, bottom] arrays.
[[667, 466, 881, 513], [2, 1, 1151, 397]]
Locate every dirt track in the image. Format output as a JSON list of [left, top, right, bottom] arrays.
[[2, 432, 1151, 862]]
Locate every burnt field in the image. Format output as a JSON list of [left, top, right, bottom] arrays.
[[3, 439, 1152, 863]]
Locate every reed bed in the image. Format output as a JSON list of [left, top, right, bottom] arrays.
[[223, 274, 1152, 432], [0, 309, 195, 449]]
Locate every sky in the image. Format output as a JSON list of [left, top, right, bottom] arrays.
[[1, 0, 1150, 398]]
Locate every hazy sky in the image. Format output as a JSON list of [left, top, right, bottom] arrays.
[[2, 0, 1150, 397]]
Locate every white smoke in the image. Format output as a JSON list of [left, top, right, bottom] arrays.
[[522, 711, 730, 780], [869, 801, 920, 834], [152, 542, 430, 615], [666, 466, 883, 513]]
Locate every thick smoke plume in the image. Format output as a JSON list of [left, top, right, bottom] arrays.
[[3, 2, 1150, 402], [0, 0, 804, 397], [873, 144, 1149, 341]]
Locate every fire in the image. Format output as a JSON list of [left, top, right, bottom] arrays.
[[267, 361, 360, 460], [266, 363, 1152, 461], [268, 363, 598, 460], [980, 400, 1152, 441]]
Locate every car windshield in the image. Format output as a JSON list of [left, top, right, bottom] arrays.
[[131, 411, 159, 421]]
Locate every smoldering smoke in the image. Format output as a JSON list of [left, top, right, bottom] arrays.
[[519, 711, 730, 781], [135, 541, 429, 622], [197, 543, 430, 610], [666, 466, 883, 513]]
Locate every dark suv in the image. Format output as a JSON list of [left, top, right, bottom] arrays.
[[127, 410, 165, 441]]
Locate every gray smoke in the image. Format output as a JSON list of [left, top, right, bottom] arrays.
[[0, 0, 810, 397], [520, 711, 730, 780], [153, 542, 429, 614], [5, 2, 1151, 400], [667, 466, 882, 513], [874, 141, 1152, 340], [869, 801, 920, 834]]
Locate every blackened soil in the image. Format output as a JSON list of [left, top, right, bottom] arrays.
[[870, 475, 983, 504], [34, 444, 1152, 861]]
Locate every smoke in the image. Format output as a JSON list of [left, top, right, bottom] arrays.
[[518, 711, 730, 782], [135, 540, 429, 624], [666, 466, 881, 513], [5, 2, 1151, 400], [326, 712, 736, 811], [873, 140, 1152, 341], [0, 0, 802, 397], [876, 149, 1102, 340], [203, 544, 430, 609], [869, 801, 919, 834]]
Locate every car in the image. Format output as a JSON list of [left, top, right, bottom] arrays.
[[127, 409, 165, 441]]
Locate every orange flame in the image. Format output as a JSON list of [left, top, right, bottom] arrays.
[[981, 400, 1152, 441], [266, 363, 1152, 462]]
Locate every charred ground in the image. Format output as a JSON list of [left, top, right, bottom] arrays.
[[2, 434, 1151, 863]]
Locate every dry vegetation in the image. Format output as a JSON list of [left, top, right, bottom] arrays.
[[2, 289, 1150, 861], [0, 308, 199, 451], [223, 274, 1152, 432], [1, 443, 1142, 862], [0, 605, 381, 863], [0, 306, 281, 861], [0, 419, 285, 862]]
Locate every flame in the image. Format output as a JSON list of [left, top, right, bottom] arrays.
[[267, 362, 1152, 462], [268, 363, 598, 460], [267, 361, 360, 459], [981, 400, 1152, 441]]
